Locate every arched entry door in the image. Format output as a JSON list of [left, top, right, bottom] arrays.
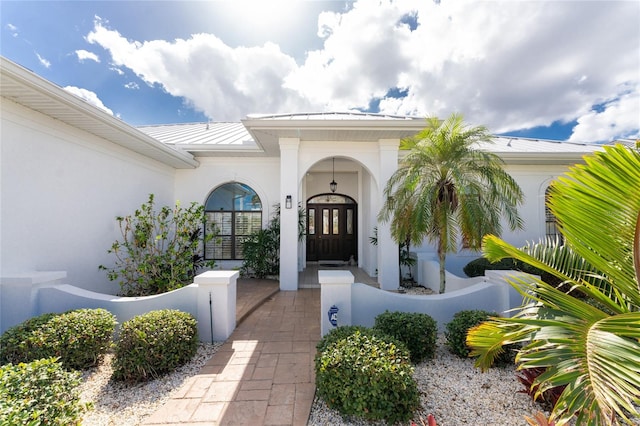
[[306, 194, 357, 262]]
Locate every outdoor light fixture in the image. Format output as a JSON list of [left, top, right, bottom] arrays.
[[329, 157, 337, 193], [285, 195, 292, 209]]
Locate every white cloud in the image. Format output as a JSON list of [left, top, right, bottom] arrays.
[[109, 66, 125, 75], [6, 23, 18, 37], [124, 81, 139, 90], [36, 52, 50, 68], [85, 1, 639, 141], [568, 89, 640, 143], [75, 49, 100, 63], [87, 18, 314, 120], [63, 86, 114, 115]]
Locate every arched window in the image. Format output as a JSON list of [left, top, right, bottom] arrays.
[[205, 182, 262, 260], [545, 186, 563, 243]]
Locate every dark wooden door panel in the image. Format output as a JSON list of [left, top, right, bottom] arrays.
[[306, 202, 357, 262]]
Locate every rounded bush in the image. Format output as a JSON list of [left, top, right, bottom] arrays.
[[445, 309, 517, 364], [315, 331, 420, 423], [112, 309, 198, 383], [0, 308, 117, 370], [373, 310, 437, 363], [316, 325, 376, 354], [0, 358, 88, 425]]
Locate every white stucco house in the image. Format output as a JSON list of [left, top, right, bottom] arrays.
[[1, 56, 606, 312]]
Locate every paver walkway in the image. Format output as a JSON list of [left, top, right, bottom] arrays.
[[144, 282, 320, 426]]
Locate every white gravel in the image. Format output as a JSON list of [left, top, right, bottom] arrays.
[[78, 342, 222, 426]]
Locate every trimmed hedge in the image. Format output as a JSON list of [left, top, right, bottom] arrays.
[[0, 358, 88, 425], [112, 309, 198, 383], [0, 308, 117, 370], [316, 325, 374, 354], [463, 256, 563, 288], [373, 310, 437, 363], [315, 331, 419, 423]]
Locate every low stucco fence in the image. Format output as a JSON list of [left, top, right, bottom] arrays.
[[0, 271, 238, 342], [319, 269, 536, 335]]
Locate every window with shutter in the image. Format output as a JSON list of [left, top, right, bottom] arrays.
[[204, 182, 262, 260]]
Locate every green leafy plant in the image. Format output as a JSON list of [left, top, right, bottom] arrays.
[[373, 310, 437, 363], [100, 194, 216, 296], [0, 358, 89, 425], [379, 113, 524, 293], [315, 331, 420, 423], [445, 310, 516, 365], [112, 309, 198, 383], [0, 309, 116, 370], [315, 325, 376, 354], [240, 204, 305, 278], [468, 145, 640, 425]]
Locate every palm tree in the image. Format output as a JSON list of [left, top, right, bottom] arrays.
[[467, 144, 640, 425], [378, 113, 524, 293]]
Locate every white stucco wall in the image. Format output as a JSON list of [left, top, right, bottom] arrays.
[[410, 163, 575, 276], [1, 99, 176, 294], [174, 156, 281, 270]]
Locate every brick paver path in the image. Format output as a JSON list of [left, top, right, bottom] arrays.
[[144, 288, 320, 426]]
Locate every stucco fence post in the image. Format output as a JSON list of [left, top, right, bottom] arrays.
[[194, 270, 238, 342], [319, 270, 353, 336]]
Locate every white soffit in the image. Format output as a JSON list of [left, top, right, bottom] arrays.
[[0, 57, 198, 169]]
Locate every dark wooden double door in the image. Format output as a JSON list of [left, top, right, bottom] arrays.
[[306, 197, 357, 262]]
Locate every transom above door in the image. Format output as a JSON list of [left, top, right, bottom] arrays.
[[306, 194, 357, 262]]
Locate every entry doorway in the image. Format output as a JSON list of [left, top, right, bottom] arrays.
[[306, 194, 357, 262]]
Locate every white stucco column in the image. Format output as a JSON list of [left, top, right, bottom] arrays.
[[319, 270, 353, 336], [195, 270, 238, 342], [377, 139, 400, 290], [279, 138, 300, 291]]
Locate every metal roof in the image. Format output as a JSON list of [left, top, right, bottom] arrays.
[[246, 111, 423, 121], [0, 57, 198, 169], [137, 122, 261, 155]]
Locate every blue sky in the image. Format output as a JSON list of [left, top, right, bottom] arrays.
[[1, 0, 639, 143]]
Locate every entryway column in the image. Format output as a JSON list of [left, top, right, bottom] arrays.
[[279, 138, 300, 291], [377, 139, 400, 290]]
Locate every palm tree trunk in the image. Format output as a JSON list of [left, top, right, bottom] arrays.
[[438, 241, 446, 294]]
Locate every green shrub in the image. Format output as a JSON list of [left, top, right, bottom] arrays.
[[445, 310, 516, 364], [463, 256, 564, 289], [100, 194, 216, 296], [0, 358, 89, 425], [373, 310, 437, 363], [112, 309, 198, 383], [316, 325, 377, 354], [0, 309, 117, 370], [315, 331, 419, 423]]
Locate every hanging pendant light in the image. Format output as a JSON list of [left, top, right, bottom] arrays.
[[330, 157, 337, 193]]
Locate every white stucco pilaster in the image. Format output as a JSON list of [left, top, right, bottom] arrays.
[[279, 138, 300, 291], [377, 139, 400, 290]]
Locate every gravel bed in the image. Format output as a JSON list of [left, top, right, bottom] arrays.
[[78, 342, 222, 426]]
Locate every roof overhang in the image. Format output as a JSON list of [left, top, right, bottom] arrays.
[[0, 57, 198, 169], [241, 114, 426, 155]]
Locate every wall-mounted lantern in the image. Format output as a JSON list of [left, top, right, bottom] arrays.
[[285, 195, 292, 209]]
